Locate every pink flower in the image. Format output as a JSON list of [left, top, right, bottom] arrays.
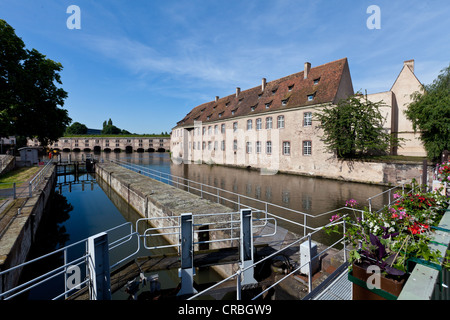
[[345, 199, 358, 207], [393, 193, 401, 199]]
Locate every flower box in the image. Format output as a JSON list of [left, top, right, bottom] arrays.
[[348, 262, 406, 300]]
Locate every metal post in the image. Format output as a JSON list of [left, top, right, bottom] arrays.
[[240, 209, 257, 286], [13, 183, 16, 199], [177, 213, 197, 296], [87, 232, 111, 300], [307, 234, 312, 293], [236, 269, 242, 300]]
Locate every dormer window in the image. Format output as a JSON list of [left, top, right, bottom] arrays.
[[226, 102, 230, 107], [307, 94, 315, 101], [281, 98, 289, 106], [218, 112, 224, 118], [288, 85, 294, 91], [313, 78, 320, 85], [271, 88, 277, 95], [265, 102, 272, 109]]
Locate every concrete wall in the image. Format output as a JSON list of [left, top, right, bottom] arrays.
[[95, 162, 238, 278], [0, 165, 57, 295]]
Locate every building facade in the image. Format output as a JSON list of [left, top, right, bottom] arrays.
[[27, 136, 170, 153], [171, 58, 426, 180], [366, 59, 426, 157]]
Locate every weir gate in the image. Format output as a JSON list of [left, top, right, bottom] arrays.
[[0, 158, 434, 300]]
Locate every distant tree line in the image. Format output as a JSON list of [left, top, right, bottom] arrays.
[[65, 118, 169, 136]]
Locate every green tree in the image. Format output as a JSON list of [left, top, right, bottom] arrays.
[[315, 93, 398, 159], [404, 64, 450, 161], [0, 20, 71, 146], [66, 121, 88, 135]]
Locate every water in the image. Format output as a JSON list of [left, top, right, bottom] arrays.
[[18, 151, 389, 299]]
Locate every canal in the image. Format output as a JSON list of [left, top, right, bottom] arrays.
[[19, 151, 389, 299]]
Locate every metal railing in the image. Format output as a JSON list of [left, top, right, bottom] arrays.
[[367, 176, 424, 212], [135, 210, 276, 252], [0, 222, 139, 300], [108, 159, 352, 235], [0, 160, 55, 200], [187, 213, 351, 300]]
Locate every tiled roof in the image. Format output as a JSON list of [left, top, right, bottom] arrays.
[[176, 58, 350, 127]]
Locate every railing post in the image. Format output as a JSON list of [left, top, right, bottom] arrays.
[[13, 183, 16, 199], [240, 209, 257, 286], [28, 181, 32, 197], [177, 213, 197, 296], [308, 234, 312, 293], [87, 232, 111, 300], [236, 269, 242, 300]]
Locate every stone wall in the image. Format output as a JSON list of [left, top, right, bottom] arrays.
[[0, 165, 57, 295], [0, 155, 15, 176]]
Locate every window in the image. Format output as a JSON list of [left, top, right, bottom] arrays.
[[202, 127, 206, 135], [214, 125, 218, 134], [304, 112, 312, 126], [246, 142, 252, 153], [233, 140, 238, 151], [266, 141, 272, 154], [303, 141, 312, 155], [266, 117, 272, 129], [202, 142, 206, 150], [288, 84, 294, 91], [221, 140, 225, 151], [265, 102, 271, 109], [256, 118, 262, 130], [307, 94, 314, 101], [208, 126, 212, 135], [283, 141, 291, 155], [277, 115, 285, 129], [214, 141, 218, 150], [251, 106, 256, 112], [208, 141, 212, 150], [281, 98, 288, 106], [221, 124, 225, 134], [198, 141, 200, 150], [233, 122, 238, 132], [256, 141, 261, 153], [313, 78, 320, 85], [247, 119, 252, 130]]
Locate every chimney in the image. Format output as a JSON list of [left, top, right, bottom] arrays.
[[215, 96, 219, 102], [236, 87, 240, 97], [261, 78, 266, 91], [304, 62, 311, 79], [404, 59, 414, 73]]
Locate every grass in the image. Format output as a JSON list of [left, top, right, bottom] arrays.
[[0, 166, 40, 189]]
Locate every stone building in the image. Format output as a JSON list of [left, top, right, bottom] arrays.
[[170, 58, 427, 183], [27, 136, 171, 153], [366, 59, 426, 157]]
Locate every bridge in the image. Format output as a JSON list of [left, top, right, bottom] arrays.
[[27, 136, 171, 153]]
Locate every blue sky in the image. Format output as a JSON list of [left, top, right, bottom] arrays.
[[1, 0, 449, 134]]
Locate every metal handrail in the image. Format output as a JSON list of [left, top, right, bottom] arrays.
[[109, 159, 348, 234], [0, 221, 138, 300]]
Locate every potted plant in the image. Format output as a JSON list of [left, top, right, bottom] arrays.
[[326, 190, 449, 300]]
